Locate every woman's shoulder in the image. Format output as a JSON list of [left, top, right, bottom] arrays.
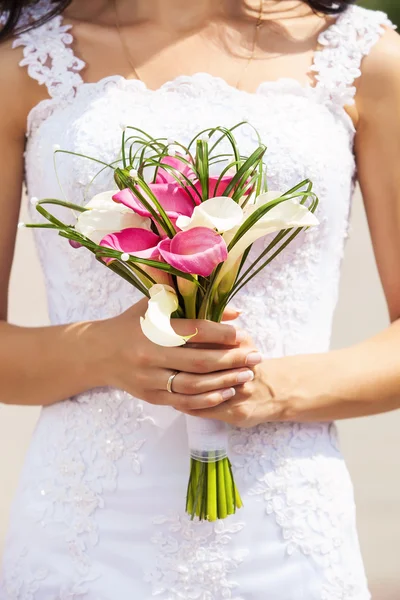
[[0, 1, 82, 125], [0, 7, 55, 135], [0, 37, 32, 135], [357, 23, 400, 101], [0, 34, 28, 99]]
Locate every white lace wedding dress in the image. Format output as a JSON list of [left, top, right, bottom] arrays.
[[0, 3, 394, 599]]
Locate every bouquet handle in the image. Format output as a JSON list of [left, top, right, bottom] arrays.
[[185, 415, 242, 521]]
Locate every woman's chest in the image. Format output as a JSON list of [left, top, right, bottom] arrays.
[[26, 76, 355, 206], [24, 77, 356, 333]]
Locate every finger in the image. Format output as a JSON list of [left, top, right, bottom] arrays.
[[171, 368, 255, 395], [221, 307, 242, 321], [151, 387, 237, 411], [171, 319, 247, 346], [163, 346, 263, 374], [179, 398, 238, 420]]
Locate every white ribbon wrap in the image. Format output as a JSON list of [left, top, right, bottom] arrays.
[[185, 415, 229, 463]]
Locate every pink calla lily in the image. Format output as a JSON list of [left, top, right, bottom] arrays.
[[158, 227, 227, 277], [100, 228, 172, 286], [154, 160, 239, 202], [198, 175, 236, 198], [113, 184, 198, 227], [100, 228, 161, 258], [193, 174, 252, 201], [155, 155, 196, 184]]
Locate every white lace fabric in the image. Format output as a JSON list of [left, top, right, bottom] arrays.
[[0, 3, 395, 599]]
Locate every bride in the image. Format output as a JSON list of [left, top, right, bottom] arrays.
[[0, 0, 399, 598]]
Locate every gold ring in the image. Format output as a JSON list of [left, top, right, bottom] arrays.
[[166, 371, 179, 394]]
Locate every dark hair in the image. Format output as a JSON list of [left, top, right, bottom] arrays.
[[0, 0, 356, 41]]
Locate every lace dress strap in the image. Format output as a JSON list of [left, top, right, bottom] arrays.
[[312, 5, 396, 107], [2, 0, 85, 101]]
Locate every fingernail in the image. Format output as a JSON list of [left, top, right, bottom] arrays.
[[235, 329, 247, 343], [221, 387, 236, 400], [232, 308, 244, 315], [237, 370, 255, 384], [246, 352, 262, 366]]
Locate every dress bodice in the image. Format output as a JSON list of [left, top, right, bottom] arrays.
[[7, 2, 392, 357]]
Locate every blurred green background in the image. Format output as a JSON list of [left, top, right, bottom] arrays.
[[361, 0, 400, 25]]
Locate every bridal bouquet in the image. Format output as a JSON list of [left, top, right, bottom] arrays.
[[26, 124, 319, 521]]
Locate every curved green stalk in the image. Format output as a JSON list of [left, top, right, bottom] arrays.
[[38, 199, 87, 213], [228, 227, 305, 301], [114, 168, 176, 238], [222, 146, 267, 199], [196, 139, 210, 200], [143, 158, 202, 204]]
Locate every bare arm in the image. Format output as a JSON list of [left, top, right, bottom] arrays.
[[0, 41, 107, 405], [181, 29, 400, 427]]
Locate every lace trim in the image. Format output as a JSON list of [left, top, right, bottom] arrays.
[[7, 3, 395, 110], [313, 5, 396, 106], [145, 514, 248, 599], [1, 389, 156, 596], [230, 422, 370, 599], [9, 0, 85, 100]]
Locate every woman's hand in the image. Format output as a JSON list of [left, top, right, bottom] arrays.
[[94, 298, 262, 411], [179, 334, 400, 427], [177, 352, 329, 428], [178, 358, 280, 428]]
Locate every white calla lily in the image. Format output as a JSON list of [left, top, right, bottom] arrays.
[[140, 284, 196, 347], [223, 191, 283, 246], [217, 195, 319, 285], [76, 190, 151, 244], [176, 196, 243, 233]]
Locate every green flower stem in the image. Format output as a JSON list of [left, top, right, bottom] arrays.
[[207, 461, 218, 522], [210, 300, 227, 325], [201, 462, 208, 521], [186, 458, 195, 516], [186, 456, 243, 521], [38, 199, 88, 213], [193, 459, 203, 518], [183, 292, 197, 320], [95, 258, 150, 297], [217, 459, 228, 520], [208, 126, 241, 169], [235, 483, 243, 510], [178, 277, 198, 320], [23, 224, 59, 229], [229, 460, 243, 509], [233, 229, 290, 291], [223, 458, 235, 515], [144, 158, 201, 204], [136, 178, 177, 237], [125, 263, 156, 289], [196, 139, 210, 201], [228, 227, 305, 302], [114, 168, 176, 238], [223, 146, 266, 198], [227, 190, 316, 254]]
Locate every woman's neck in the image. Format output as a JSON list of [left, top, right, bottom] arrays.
[[66, 0, 313, 31]]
